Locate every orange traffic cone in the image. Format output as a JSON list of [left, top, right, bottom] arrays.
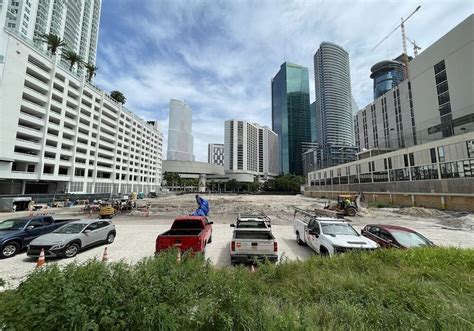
[[36, 249, 46, 268], [102, 247, 108, 262]]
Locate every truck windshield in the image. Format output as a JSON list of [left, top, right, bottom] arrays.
[[0, 219, 29, 230], [172, 220, 204, 229], [321, 223, 358, 236], [54, 223, 87, 234], [391, 231, 432, 247]]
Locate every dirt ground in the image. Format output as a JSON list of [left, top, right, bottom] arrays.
[[0, 193, 472, 289]]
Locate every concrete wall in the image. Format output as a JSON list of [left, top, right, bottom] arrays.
[[305, 189, 474, 212]]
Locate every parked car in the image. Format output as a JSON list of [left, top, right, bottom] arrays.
[[155, 216, 213, 254], [361, 224, 435, 248], [0, 216, 77, 258], [27, 219, 116, 259], [230, 214, 278, 265], [293, 208, 378, 256]]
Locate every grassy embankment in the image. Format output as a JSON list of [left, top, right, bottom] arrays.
[[0, 248, 473, 330]]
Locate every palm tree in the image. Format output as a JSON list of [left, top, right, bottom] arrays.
[[84, 63, 99, 82], [110, 90, 127, 104], [61, 49, 83, 70], [36, 33, 66, 55]]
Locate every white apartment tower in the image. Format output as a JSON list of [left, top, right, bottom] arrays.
[[208, 143, 224, 166], [224, 120, 278, 182], [0, 0, 101, 65], [0, 2, 164, 195]]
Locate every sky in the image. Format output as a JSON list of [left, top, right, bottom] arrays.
[[94, 0, 473, 162]]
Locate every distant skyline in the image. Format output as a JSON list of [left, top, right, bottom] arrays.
[[94, 0, 472, 161]]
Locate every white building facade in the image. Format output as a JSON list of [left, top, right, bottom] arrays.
[[166, 99, 194, 162], [0, 0, 101, 66], [224, 120, 278, 182], [0, 28, 163, 195], [208, 143, 224, 166], [355, 15, 474, 151]]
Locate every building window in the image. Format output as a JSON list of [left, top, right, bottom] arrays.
[[411, 165, 439, 180], [430, 148, 437, 164], [409, 153, 414, 166], [404, 154, 409, 167], [467, 141, 474, 158], [438, 146, 445, 162]]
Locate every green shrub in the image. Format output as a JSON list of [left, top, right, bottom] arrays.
[[369, 201, 394, 208], [0, 248, 473, 330]]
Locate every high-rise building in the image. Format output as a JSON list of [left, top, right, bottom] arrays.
[[355, 14, 474, 151], [314, 42, 356, 168], [208, 143, 224, 166], [167, 100, 195, 162], [224, 120, 278, 182], [0, 0, 101, 65], [271, 62, 311, 175], [0, 28, 163, 195], [370, 59, 406, 99]]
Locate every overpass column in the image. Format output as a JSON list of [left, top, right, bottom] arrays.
[[198, 174, 206, 193]]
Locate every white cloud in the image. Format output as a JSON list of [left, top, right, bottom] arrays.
[[95, 0, 473, 161]]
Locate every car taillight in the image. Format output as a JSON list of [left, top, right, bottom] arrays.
[[274, 242, 278, 252], [231, 241, 235, 251]]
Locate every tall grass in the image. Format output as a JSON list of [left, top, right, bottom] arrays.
[[0, 248, 473, 330]]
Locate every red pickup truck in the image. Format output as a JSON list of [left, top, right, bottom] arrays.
[[155, 216, 213, 254]]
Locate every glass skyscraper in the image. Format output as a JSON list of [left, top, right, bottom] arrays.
[[370, 59, 406, 99], [271, 62, 311, 175]]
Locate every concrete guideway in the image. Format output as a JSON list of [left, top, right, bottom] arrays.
[[162, 160, 224, 192]]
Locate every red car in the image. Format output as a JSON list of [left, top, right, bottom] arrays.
[[361, 224, 435, 249], [155, 216, 213, 254]]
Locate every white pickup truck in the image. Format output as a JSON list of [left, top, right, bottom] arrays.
[[293, 208, 378, 256], [230, 214, 278, 265]]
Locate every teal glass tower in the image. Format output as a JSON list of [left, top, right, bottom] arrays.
[[271, 62, 311, 175]]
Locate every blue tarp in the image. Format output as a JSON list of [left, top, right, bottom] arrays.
[[192, 195, 209, 216]]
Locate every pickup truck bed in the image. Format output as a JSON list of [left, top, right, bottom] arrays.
[[230, 229, 278, 265], [155, 216, 213, 254]]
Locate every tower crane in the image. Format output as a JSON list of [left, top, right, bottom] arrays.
[[371, 5, 421, 79], [406, 36, 422, 56]]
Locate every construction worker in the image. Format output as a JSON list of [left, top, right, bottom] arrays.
[[344, 198, 351, 209]]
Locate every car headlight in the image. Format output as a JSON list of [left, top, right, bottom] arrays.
[[50, 243, 67, 250]]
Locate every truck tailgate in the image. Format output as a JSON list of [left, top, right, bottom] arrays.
[[157, 234, 201, 252], [233, 231, 275, 255]]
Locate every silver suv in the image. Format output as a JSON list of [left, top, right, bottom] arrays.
[[27, 219, 116, 258]]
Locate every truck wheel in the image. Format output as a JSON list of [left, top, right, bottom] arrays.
[[1, 242, 19, 258], [320, 247, 329, 257], [64, 243, 80, 258], [296, 232, 304, 246], [106, 232, 115, 244], [346, 206, 357, 217]]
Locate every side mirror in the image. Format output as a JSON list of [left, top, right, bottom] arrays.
[[26, 225, 35, 230], [209, 221, 214, 225], [84, 229, 91, 234], [230, 224, 235, 227]]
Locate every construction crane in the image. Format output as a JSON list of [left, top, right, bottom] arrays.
[[371, 5, 421, 78], [406, 36, 422, 56]]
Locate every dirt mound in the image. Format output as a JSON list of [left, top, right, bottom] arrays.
[[395, 207, 448, 218]]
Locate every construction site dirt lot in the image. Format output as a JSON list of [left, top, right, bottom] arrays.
[[0, 193, 473, 289]]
